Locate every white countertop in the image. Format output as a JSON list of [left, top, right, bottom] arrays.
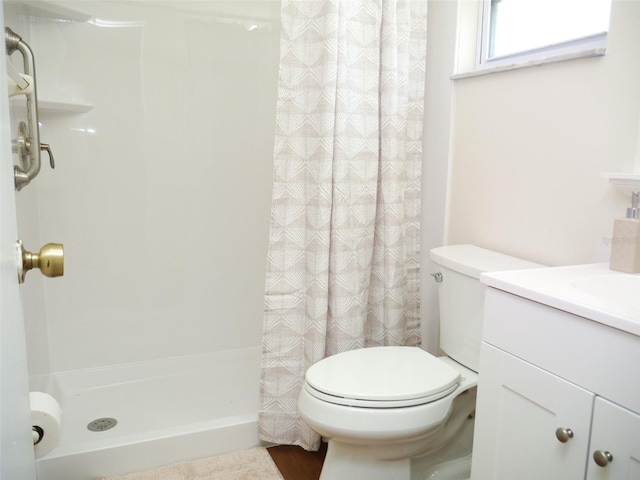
[[481, 263, 640, 337]]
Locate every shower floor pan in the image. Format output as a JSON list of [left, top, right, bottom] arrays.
[[35, 346, 262, 480]]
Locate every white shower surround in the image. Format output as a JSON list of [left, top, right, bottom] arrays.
[[10, 0, 280, 373], [4, 0, 279, 476]]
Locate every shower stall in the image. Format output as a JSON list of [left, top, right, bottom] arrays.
[[3, 1, 280, 478]]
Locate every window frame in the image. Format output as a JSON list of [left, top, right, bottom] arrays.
[[476, 0, 610, 71]]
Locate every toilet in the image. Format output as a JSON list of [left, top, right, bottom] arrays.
[[298, 245, 542, 480]]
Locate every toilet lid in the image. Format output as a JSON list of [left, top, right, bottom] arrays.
[[304, 347, 461, 408]]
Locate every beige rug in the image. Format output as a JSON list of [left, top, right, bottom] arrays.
[[101, 447, 284, 480]]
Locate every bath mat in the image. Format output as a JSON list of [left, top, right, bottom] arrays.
[[101, 447, 284, 480]]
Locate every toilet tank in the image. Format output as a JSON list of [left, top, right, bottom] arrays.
[[430, 245, 542, 372]]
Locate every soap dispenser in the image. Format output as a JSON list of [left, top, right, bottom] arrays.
[[610, 191, 640, 273]]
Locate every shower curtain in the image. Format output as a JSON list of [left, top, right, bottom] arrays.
[[259, 0, 427, 450]]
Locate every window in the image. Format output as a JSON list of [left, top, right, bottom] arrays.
[[478, 0, 612, 69]]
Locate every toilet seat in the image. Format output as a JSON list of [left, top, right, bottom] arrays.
[[304, 347, 461, 408]]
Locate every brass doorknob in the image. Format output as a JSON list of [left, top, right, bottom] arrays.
[[16, 240, 64, 283]]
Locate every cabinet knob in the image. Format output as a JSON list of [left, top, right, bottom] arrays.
[[593, 450, 613, 467], [555, 427, 574, 443]]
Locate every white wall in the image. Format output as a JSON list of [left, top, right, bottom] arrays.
[[6, 0, 280, 374], [447, 0, 640, 266], [421, 0, 640, 351], [421, 0, 459, 353]]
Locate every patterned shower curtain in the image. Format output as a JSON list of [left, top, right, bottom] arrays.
[[259, 0, 427, 451]]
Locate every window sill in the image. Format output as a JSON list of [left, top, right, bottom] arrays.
[[451, 47, 606, 80]]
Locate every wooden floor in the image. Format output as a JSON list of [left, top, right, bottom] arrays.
[[267, 442, 327, 480]]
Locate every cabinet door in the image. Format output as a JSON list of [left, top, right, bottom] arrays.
[[586, 397, 640, 480], [471, 344, 594, 480]]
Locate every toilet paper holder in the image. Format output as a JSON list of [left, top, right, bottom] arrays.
[[30, 392, 62, 459], [32, 425, 44, 445]]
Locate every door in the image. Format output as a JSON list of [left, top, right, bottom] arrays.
[[586, 397, 640, 480], [0, 3, 38, 479], [471, 343, 594, 480]]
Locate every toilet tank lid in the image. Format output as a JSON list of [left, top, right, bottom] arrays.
[[430, 245, 543, 279]]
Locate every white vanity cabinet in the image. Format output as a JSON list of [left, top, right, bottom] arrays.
[[470, 286, 640, 480]]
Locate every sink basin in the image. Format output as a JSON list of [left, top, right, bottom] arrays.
[[481, 263, 640, 337]]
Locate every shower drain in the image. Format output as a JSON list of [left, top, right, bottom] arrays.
[[87, 417, 118, 432]]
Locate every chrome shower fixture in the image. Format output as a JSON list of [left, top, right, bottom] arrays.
[[5, 27, 54, 190]]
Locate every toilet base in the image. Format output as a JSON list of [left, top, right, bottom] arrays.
[[419, 454, 472, 480], [319, 433, 473, 480], [316, 389, 477, 480], [320, 442, 411, 480]]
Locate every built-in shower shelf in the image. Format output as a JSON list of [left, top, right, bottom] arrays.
[[11, 98, 93, 114], [39, 100, 94, 113], [4, 0, 92, 22]]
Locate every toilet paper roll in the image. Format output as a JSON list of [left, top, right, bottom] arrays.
[[30, 392, 62, 459]]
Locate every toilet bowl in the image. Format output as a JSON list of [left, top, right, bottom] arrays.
[[299, 347, 477, 480], [298, 245, 542, 480]]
